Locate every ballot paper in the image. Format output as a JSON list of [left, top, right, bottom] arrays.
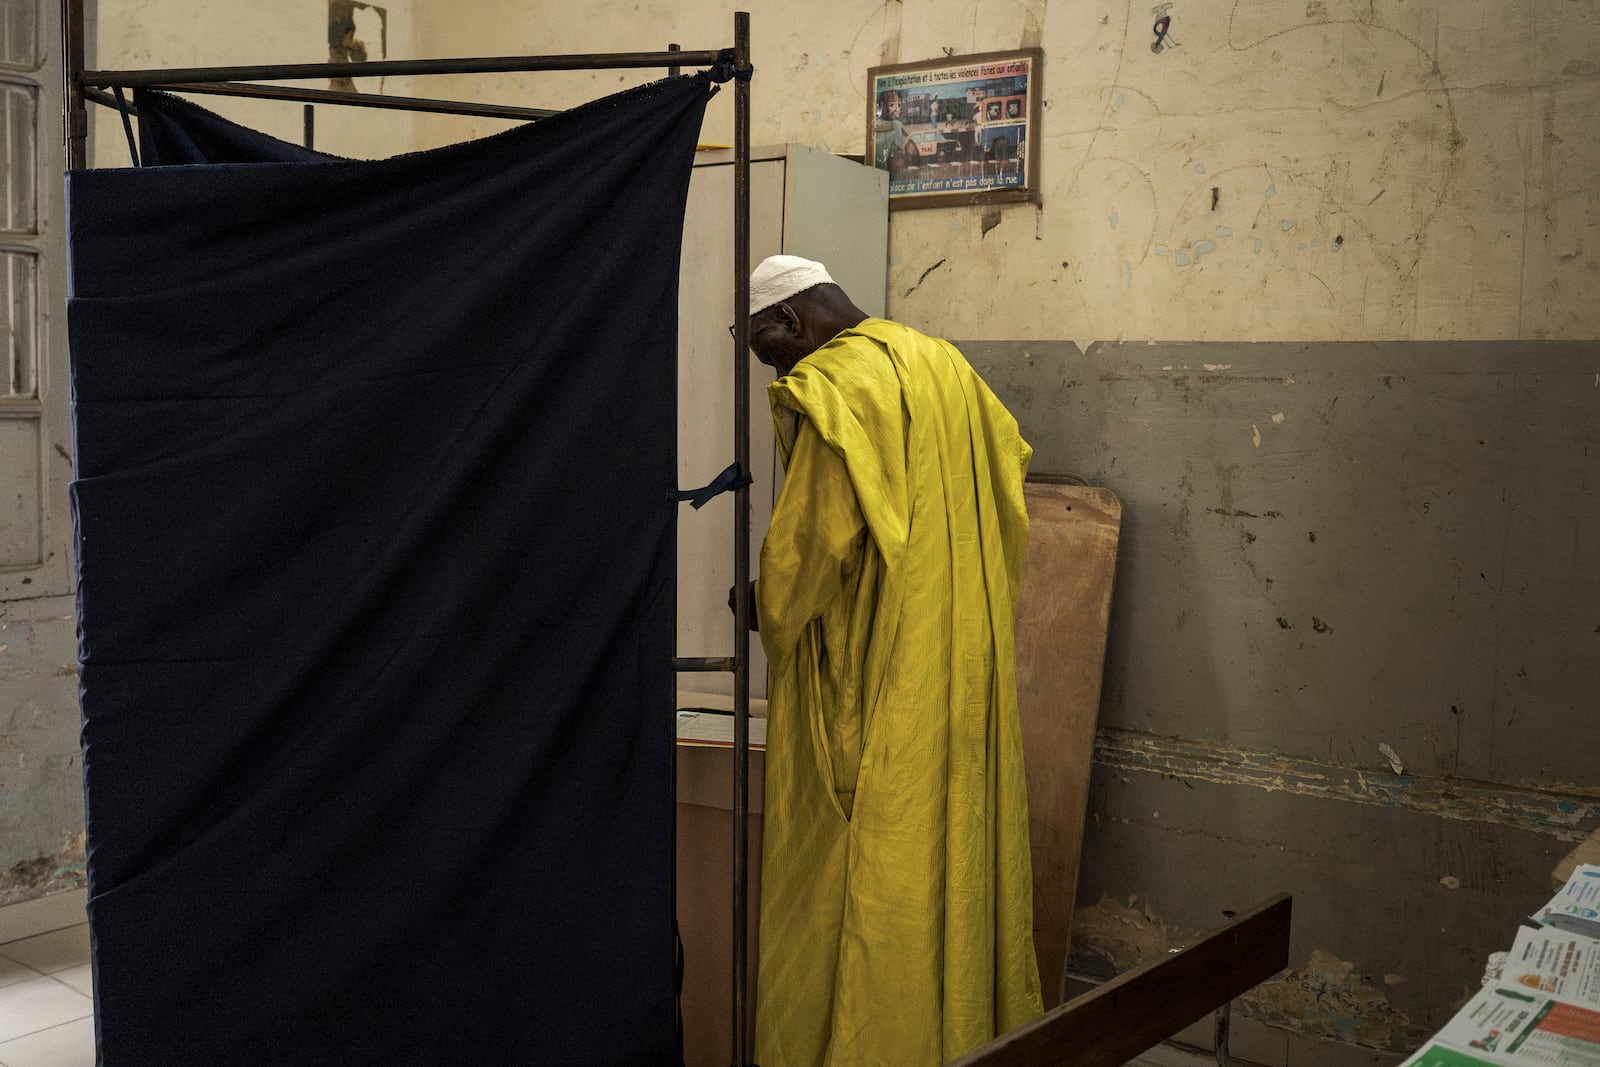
[[1502, 926, 1600, 1008], [676, 708, 768, 750], [1398, 982, 1600, 1067], [1533, 866, 1600, 941]]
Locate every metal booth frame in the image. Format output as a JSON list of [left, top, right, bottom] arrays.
[[60, 3, 760, 1061]]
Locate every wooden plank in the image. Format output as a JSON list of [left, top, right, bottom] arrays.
[[1016, 480, 1123, 1006], [950, 893, 1293, 1067], [1552, 827, 1600, 890]]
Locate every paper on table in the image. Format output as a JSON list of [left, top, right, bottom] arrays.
[[1503, 926, 1600, 1008], [676, 709, 768, 750], [1398, 982, 1600, 1067], [1533, 865, 1600, 941]]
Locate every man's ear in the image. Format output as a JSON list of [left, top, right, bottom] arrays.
[[777, 302, 808, 343]]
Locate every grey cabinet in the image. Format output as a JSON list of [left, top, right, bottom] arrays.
[[675, 144, 887, 702]]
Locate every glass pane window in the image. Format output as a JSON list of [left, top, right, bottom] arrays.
[[0, 80, 34, 233], [2, 249, 36, 400], [0, 0, 37, 69]]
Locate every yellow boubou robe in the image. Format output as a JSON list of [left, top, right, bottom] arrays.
[[753, 318, 1042, 1066]]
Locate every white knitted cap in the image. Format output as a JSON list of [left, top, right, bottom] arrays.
[[748, 255, 834, 317]]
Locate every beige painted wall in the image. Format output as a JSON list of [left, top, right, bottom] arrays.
[[91, 0, 416, 164], [402, 0, 1599, 343], [89, 3, 1600, 340]]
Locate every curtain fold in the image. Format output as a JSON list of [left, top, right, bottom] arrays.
[[67, 76, 711, 1065]]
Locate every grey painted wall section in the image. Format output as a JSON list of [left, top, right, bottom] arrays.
[[962, 338, 1599, 1057], [0, 596, 85, 904]]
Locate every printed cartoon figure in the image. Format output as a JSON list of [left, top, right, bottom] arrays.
[[1470, 1029, 1503, 1052]]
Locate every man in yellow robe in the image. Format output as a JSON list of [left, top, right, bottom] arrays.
[[743, 256, 1042, 1065]]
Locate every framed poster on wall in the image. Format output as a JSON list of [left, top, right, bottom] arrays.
[[866, 49, 1042, 210]]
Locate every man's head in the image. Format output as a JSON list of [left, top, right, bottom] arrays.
[[883, 90, 902, 119], [746, 255, 869, 376]]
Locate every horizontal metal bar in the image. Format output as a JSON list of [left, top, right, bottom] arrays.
[[123, 81, 557, 121], [82, 86, 123, 111], [78, 49, 725, 89], [673, 657, 735, 672]]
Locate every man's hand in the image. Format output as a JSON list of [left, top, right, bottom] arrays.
[[726, 581, 759, 632]]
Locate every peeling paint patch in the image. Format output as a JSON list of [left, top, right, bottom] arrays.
[[1068, 896, 1169, 979], [1202, 363, 1232, 372], [1109, 210, 1120, 229], [1251, 425, 1262, 448], [1246, 950, 1414, 1050], [1271, 411, 1286, 424], [1093, 727, 1600, 839], [1439, 875, 1461, 889], [1379, 742, 1404, 774], [0, 834, 88, 907]]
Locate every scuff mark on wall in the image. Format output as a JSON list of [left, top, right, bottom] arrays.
[[1020, 0, 1047, 49], [903, 258, 948, 298]]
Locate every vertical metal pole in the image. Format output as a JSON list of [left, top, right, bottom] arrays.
[[1215, 1002, 1232, 1067], [303, 104, 315, 149], [667, 42, 681, 78], [730, 11, 752, 1066], [63, 0, 87, 169]]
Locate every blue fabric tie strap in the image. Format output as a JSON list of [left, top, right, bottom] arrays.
[[706, 49, 754, 84], [112, 86, 141, 168], [676, 461, 753, 509]]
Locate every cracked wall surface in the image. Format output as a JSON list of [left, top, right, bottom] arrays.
[[1, 599, 88, 899], [53, 9, 1600, 1067], [1003, 340, 1598, 1061], [405, 0, 1598, 342]]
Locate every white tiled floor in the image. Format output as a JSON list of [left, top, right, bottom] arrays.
[[0, 924, 95, 1067]]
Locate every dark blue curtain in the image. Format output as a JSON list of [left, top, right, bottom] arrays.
[[67, 76, 711, 1065], [136, 88, 333, 163]]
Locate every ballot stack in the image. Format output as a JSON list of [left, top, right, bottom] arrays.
[[1399, 864, 1600, 1067]]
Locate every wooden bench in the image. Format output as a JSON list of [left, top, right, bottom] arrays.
[[953, 894, 1294, 1067]]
